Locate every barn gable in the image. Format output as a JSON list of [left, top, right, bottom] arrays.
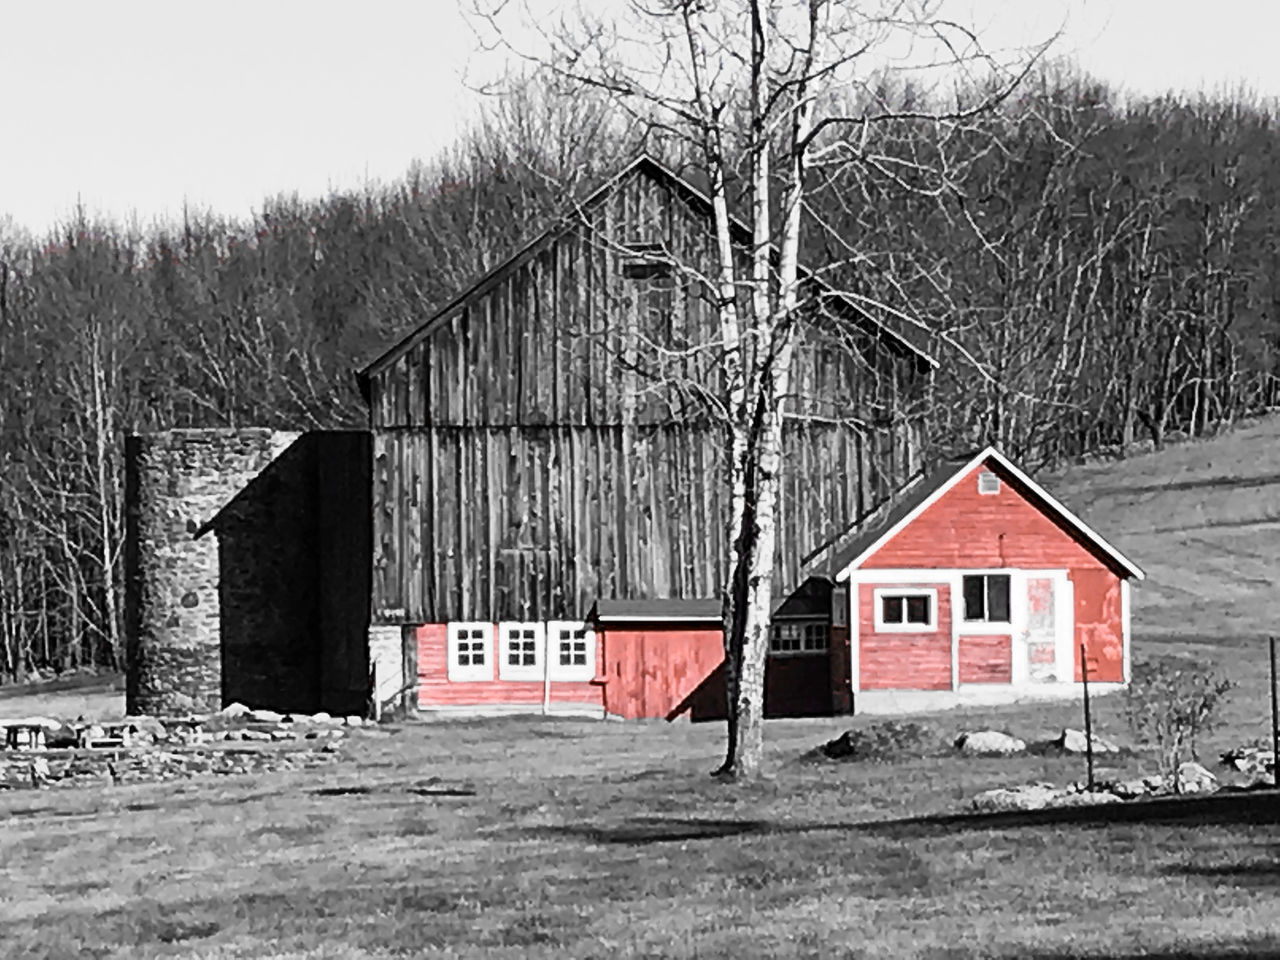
[[361, 155, 941, 625]]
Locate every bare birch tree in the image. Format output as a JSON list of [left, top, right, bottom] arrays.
[[471, 0, 1048, 778]]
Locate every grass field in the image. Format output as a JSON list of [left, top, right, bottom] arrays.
[[4, 420, 1280, 958]]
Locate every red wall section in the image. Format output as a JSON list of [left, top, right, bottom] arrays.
[[958, 634, 1012, 684], [858, 583, 952, 690], [864, 460, 1110, 572], [598, 625, 725, 719], [1072, 569, 1124, 682], [415, 624, 605, 710]]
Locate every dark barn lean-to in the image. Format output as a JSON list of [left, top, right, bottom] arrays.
[[126, 155, 937, 720]]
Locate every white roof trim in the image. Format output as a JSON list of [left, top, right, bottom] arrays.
[[835, 446, 1145, 582]]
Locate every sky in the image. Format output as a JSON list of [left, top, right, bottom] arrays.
[[2, 0, 1279, 236]]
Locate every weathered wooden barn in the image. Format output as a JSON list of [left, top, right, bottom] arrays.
[[820, 447, 1144, 706], [356, 154, 938, 718], [126, 156, 1146, 721]]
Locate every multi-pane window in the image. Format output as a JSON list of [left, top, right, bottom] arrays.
[[548, 622, 594, 680], [963, 574, 1011, 623], [873, 588, 937, 632], [498, 623, 544, 681], [769, 621, 828, 656], [447, 623, 493, 682]]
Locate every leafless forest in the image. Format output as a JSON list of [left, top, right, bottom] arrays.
[[1, 68, 1277, 680]]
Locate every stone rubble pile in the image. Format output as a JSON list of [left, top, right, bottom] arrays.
[[0, 701, 371, 790], [969, 760, 1220, 812], [0, 743, 342, 789]]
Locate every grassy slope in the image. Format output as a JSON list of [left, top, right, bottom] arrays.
[[1047, 414, 1280, 756], [4, 419, 1280, 958]]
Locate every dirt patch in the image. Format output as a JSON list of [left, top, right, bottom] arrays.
[[811, 721, 940, 763]]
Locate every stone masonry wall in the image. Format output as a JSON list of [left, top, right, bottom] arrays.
[[125, 429, 298, 715]]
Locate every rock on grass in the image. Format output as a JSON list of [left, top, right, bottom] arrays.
[[954, 730, 1026, 756]]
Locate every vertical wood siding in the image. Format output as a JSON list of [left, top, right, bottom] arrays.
[[597, 625, 725, 720], [367, 164, 928, 623], [373, 422, 904, 623], [858, 582, 953, 690]]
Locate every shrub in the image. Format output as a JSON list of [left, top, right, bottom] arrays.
[[1125, 656, 1234, 789]]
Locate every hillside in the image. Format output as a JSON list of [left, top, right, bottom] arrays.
[[1048, 414, 1280, 645]]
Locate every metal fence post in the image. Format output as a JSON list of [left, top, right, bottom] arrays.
[[1270, 636, 1278, 789], [1081, 641, 1095, 792]]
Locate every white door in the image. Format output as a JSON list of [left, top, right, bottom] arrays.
[[1022, 575, 1062, 683]]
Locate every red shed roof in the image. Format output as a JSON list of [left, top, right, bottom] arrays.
[[829, 447, 1144, 581]]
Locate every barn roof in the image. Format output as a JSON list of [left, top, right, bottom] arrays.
[[356, 153, 937, 389], [826, 447, 1145, 581]]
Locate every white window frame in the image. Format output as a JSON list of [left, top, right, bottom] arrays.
[[961, 572, 1013, 625], [547, 621, 595, 681], [497, 621, 545, 682], [768, 620, 829, 657], [447, 622, 493, 682], [872, 587, 938, 633]]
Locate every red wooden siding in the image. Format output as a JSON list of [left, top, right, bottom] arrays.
[[1071, 569, 1124, 682], [415, 625, 604, 710], [863, 460, 1113, 572], [417, 620, 838, 719], [958, 635, 1013, 684], [858, 583, 952, 690], [596, 625, 724, 720], [862, 458, 1126, 686]]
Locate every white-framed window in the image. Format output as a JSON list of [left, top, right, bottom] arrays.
[[962, 574, 1011, 623], [872, 588, 937, 632], [769, 620, 829, 656], [447, 622, 493, 682], [978, 470, 1001, 495], [497, 622, 545, 681], [547, 621, 595, 681]]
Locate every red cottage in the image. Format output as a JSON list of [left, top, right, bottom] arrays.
[[830, 447, 1144, 708]]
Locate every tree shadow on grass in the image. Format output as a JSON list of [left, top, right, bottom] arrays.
[[526, 788, 1280, 847], [1163, 855, 1280, 888], [1016, 943, 1280, 960]]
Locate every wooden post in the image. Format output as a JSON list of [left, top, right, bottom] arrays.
[[1270, 636, 1278, 789], [1081, 642, 1095, 792]]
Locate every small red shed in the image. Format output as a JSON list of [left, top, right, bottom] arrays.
[[831, 447, 1143, 705], [412, 593, 840, 720]]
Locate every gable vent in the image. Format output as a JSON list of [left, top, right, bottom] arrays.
[[621, 241, 673, 280], [978, 471, 1001, 495]]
